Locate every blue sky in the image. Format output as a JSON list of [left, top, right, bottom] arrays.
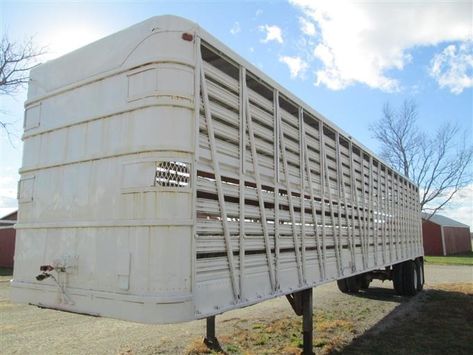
[[1, 0, 472, 226]]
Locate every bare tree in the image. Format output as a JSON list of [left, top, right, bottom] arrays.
[[371, 99, 473, 218], [1, 35, 45, 138]]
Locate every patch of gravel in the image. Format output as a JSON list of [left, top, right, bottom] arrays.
[[1, 264, 471, 354]]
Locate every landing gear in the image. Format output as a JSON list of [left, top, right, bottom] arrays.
[[204, 289, 315, 354], [301, 289, 313, 355], [203, 316, 223, 352], [286, 288, 314, 355]]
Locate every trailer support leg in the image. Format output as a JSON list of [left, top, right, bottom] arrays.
[[302, 288, 313, 355], [286, 288, 314, 354], [204, 316, 222, 351]]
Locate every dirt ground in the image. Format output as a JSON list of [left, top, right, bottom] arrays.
[[1, 264, 472, 354]]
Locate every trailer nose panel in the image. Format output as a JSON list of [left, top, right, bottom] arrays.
[[12, 16, 199, 323]]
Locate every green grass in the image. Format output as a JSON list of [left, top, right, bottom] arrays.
[[0, 267, 13, 276], [425, 251, 473, 266]]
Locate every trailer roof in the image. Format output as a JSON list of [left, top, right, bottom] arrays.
[[27, 15, 417, 188]]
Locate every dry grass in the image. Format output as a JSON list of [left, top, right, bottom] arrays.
[[185, 283, 473, 355], [185, 310, 357, 354], [434, 282, 473, 294]]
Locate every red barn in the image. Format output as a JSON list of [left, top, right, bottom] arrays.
[[0, 211, 17, 268], [422, 213, 471, 256]]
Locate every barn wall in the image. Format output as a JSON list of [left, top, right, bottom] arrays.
[[0, 211, 17, 268], [0, 227, 16, 268], [444, 226, 471, 255], [422, 220, 443, 256]]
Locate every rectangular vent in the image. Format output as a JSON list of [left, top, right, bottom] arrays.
[[155, 161, 190, 187]]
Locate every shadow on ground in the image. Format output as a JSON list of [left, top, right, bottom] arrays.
[[350, 286, 405, 302], [330, 284, 473, 355]]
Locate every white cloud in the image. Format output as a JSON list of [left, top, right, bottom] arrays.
[[290, 0, 473, 91], [259, 25, 283, 44], [434, 184, 473, 229], [279, 56, 308, 79], [0, 175, 17, 218], [230, 21, 241, 35], [430, 42, 473, 94], [299, 17, 316, 37]]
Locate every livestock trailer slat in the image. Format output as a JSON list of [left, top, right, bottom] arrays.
[[12, 16, 422, 325]]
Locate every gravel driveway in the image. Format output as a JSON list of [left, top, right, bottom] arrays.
[[1, 264, 471, 354], [423, 263, 472, 284]]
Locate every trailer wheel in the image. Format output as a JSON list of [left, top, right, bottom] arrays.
[[337, 279, 350, 293], [393, 263, 404, 295], [360, 274, 371, 290], [346, 276, 361, 293], [402, 260, 418, 296], [415, 258, 424, 292]]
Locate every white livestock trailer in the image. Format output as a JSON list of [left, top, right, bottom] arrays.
[[11, 15, 424, 353]]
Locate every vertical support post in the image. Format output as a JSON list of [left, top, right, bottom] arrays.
[[204, 316, 221, 351], [274, 90, 280, 290], [320, 124, 342, 276], [191, 36, 201, 299], [239, 66, 246, 299], [207, 315, 216, 340], [318, 123, 328, 278], [334, 132, 345, 275], [348, 140, 359, 272], [199, 51, 239, 301], [440, 226, 447, 256], [277, 91, 303, 285], [299, 107, 307, 284], [360, 153, 368, 269], [302, 288, 313, 355], [369, 156, 377, 266], [303, 118, 325, 280], [337, 134, 354, 272], [246, 79, 276, 292], [393, 174, 400, 260], [417, 188, 423, 255]]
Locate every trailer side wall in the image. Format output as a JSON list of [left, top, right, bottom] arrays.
[[193, 41, 423, 316]]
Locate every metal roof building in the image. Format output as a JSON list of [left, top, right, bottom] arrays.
[[422, 213, 471, 256], [0, 211, 17, 268]]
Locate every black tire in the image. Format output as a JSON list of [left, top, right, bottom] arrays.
[[402, 260, 418, 296], [360, 275, 371, 290], [393, 263, 404, 295], [346, 276, 361, 293], [415, 258, 424, 292], [337, 279, 350, 293]]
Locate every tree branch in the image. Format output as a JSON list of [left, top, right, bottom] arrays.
[[0, 34, 45, 141], [370, 99, 473, 217]]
